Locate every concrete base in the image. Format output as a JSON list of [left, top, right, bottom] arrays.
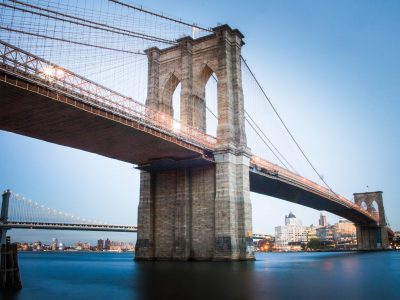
[[357, 225, 390, 250], [135, 152, 255, 261]]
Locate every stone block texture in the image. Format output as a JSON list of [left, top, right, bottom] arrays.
[[136, 25, 254, 261]]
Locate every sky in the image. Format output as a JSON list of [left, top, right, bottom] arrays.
[[1, 0, 399, 245]]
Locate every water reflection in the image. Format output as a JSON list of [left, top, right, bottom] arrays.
[[135, 260, 256, 300], [2, 251, 399, 300]]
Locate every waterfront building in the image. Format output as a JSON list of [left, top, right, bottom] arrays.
[[58, 242, 64, 251], [255, 235, 275, 252], [97, 239, 104, 251], [105, 238, 111, 250], [316, 226, 334, 242], [334, 219, 356, 237], [275, 212, 307, 250], [306, 225, 318, 242], [333, 219, 357, 249], [392, 232, 400, 249], [51, 238, 58, 251]]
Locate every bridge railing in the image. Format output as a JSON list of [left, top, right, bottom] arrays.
[[251, 156, 377, 222], [0, 40, 217, 150]]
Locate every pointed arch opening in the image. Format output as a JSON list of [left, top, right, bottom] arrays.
[[360, 201, 368, 210], [161, 74, 180, 118], [205, 72, 218, 137], [172, 82, 181, 120], [371, 201, 379, 213], [371, 200, 380, 219], [198, 65, 218, 137]]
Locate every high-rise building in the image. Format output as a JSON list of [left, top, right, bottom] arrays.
[[97, 239, 104, 251], [51, 238, 58, 251], [318, 212, 328, 227], [58, 242, 64, 251], [104, 238, 111, 250], [275, 212, 307, 248]]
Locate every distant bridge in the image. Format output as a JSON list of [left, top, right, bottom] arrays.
[[0, 190, 280, 239], [0, 221, 137, 233]]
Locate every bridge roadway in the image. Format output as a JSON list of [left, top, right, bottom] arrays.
[[0, 40, 384, 231]]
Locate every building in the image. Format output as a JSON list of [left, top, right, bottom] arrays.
[[104, 238, 111, 250], [58, 242, 64, 251], [333, 219, 357, 249], [392, 232, 400, 249], [97, 239, 104, 251], [318, 212, 328, 227], [306, 225, 318, 241], [334, 219, 356, 236], [275, 212, 307, 250], [255, 235, 275, 252], [51, 238, 58, 251], [316, 226, 334, 242]]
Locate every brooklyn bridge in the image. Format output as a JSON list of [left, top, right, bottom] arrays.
[[0, 0, 393, 261]]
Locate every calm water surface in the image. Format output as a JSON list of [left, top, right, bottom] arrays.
[[2, 251, 399, 300]]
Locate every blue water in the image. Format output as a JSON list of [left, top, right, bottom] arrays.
[[2, 251, 399, 300]]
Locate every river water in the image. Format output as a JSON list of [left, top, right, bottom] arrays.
[[2, 251, 399, 300]]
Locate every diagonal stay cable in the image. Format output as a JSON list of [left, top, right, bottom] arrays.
[[244, 110, 298, 173], [208, 74, 294, 171], [241, 55, 336, 192]]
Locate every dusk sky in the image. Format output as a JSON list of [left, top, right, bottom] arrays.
[[1, 0, 399, 244]]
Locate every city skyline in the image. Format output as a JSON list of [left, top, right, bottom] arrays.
[[1, 0, 399, 244]]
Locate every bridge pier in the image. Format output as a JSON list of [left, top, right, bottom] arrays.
[[1, 190, 21, 289], [135, 150, 254, 261], [135, 25, 254, 261], [1, 190, 11, 245], [356, 225, 389, 250], [354, 192, 390, 250]]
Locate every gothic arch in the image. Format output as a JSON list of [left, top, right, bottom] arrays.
[[145, 25, 247, 147], [354, 191, 386, 226], [360, 201, 368, 210], [160, 73, 180, 116]]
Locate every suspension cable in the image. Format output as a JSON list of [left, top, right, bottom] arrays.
[[208, 74, 296, 171], [245, 116, 292, 170], [241, 55, 335, 192], [0, 2, 176, 45], [0, 27, 145, 55], [7, 0, 176, 45], [109, 0, 212, 32]]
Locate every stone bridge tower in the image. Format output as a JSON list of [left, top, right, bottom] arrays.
[[135, 25, 254, 261], [353, 191, 389, 249]]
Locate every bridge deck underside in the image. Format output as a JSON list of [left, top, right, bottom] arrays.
[[0, 74, 211, 168], [250, 171, 374, 225]]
